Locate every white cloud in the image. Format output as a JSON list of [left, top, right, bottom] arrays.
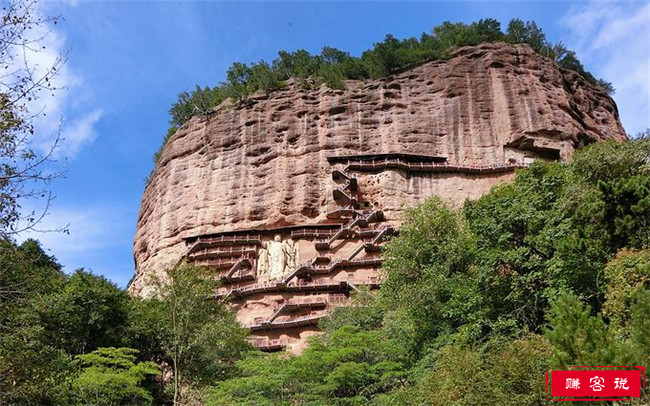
[[561, 1, 650, 136], [5, 1, 100, 159], [59, 109, 103, 158], [18, 204, 131, 254], [16, 203, 135, 286]]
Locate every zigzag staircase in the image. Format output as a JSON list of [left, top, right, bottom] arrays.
[[200, 162, 395, 351]]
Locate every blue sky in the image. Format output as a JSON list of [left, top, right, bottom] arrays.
[[17, 0, 650, 288]]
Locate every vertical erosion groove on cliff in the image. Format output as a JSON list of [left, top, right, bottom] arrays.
[[131, 42, 626, 352]]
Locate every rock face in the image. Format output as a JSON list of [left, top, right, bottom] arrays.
[[130, 42, 626, 353]]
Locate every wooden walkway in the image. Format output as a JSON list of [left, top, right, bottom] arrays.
[[345, 158, 524, 174], [217, 279, 381, 301]]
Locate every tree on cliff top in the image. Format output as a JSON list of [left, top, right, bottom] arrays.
[[158, 18, 614, 167]]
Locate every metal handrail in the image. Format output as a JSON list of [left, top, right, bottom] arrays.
[[346, 159, 525, 173]]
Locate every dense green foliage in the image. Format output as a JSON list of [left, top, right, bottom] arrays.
[[132, 265, 250, 404], [603, 249, 650, 331], [154, 19, 612, 164], [209, 137, 649, 405], [0, 239, 71, 404], [69, 347, 160, 405], [0, 240, 249, 405], [3, 137, 647, 404], [407, 335, 553, 406], [379, 197, 478, 360], [42, 270, 131, 355], [0, 242, 138, 404], [208, 326, 408, 405]]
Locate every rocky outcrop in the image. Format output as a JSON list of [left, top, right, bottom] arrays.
[[130, 42, 625, 351]]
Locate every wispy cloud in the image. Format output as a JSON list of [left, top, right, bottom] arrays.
[[19, 204, 130, 254], [59, 109, 103, 158], [17, 203, 135, 286], [8, 1, 101, 159], [561, 1, 650, 136]]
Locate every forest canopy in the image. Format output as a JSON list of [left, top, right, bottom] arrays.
[[155, 18, 614, 164], [206, 136, 650, 406]]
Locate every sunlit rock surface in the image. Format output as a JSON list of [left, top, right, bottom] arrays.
[[130, 42, 626, 353]]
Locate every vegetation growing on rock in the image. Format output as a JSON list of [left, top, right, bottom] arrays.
[[155, 18, 614, 164]]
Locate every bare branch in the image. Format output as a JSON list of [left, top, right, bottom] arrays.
[[0, 0, 66, 238]]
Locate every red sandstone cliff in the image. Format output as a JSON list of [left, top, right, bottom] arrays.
[[130, 42, 626, 298]]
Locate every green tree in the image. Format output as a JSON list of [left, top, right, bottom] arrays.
[[225, 62, 253, 104], [362, 34, 404, 78], [318, 63, 346, 89], [603, 249, 650, 331], [70, 347, 160, 406], [628, 290, 650, 368], [464, 162, 610, 331], [432, 21, 470, 49], [248, 60, 283, 95], [0, 238, 65, 314], [168, 85, 223, 129], [505, 19, 547, 52], [319, 288, 383, 333], [471, 18, 504, 43], [570, 138, 650, 250], [273, 49, 321, 81], [413, 335, 552, 406], [206, 352, 292, 406], [321, 46, 367, 80], [546, 289, 649, 390], [313, 326, 407, 401], [0, 238, 71, 404], [320, 46, 350, 65], [142, 264, 249, 405], [431, 19, 504, 50], [545, 293, 618, 367], [208, 326, 407, 405], [598, 174, 650, 248], [570, 138, 650, 185], [380, 197, 478, 359], [41, 270, 130, 355]]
